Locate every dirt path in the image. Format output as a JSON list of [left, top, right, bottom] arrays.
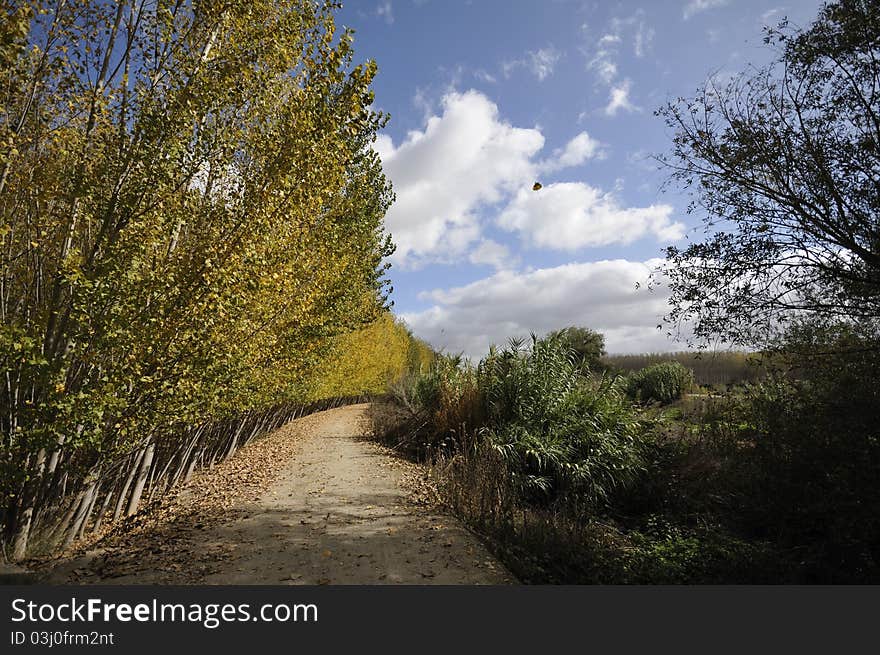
[[43, 404, 514, 585]]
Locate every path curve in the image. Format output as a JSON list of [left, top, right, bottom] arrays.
[[45, 404, 514, 585]]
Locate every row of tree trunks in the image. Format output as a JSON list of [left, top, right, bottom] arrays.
[[8, 395, 370, 559]]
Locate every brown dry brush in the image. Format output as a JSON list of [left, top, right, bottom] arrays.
[[6, 394, 369, 561]]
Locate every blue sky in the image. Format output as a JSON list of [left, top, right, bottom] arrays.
[[335, 0, 826, 356]]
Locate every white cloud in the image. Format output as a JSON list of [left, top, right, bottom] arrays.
[[373, 134, 396, 167], [376, 90, 544, 268], [376, 0, 394, 24], [376, 90, 672, 268], [683, 0, 729, 20], [540, 131, 604, 172], [582, 13, 652, 117], [605, 79, 639, 116], [474, 69, 497, 84], [555, 131, 603, 167], [598, 33, 621, 46], [588, 34, 620, 84], [503, 46, 562, 81], [496, 182, 683, 251], [468, 239, 517, 270], [403, 259, 680, 358], [586, 11, 655, 77], [528, 47, 561, 81], [411, 87, 434, 121], [634, 22, 655, 57]]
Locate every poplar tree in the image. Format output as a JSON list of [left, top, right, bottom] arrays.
[[0, 0, 399, 558]]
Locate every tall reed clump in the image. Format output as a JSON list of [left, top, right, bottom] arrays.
[[478, 336, 646, 509], [373, 334, 789, 583], [378, 334, 647, 512], [376, 354, 482, 460], [371, 334, 652, 581]]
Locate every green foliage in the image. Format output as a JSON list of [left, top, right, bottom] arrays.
[[385, 333, 647, 511], [626, 361, 694, 404], [480, 335, 580, 429], [546, 326, 605, 371], [621, 520, 783, 584], [721, 322, 880, 581], [480, 335, 645, 507], [370, 0, 880, 585], [657, 0, 880, 345], [631, 320, 880, 582], [374, 321, 880, 583]]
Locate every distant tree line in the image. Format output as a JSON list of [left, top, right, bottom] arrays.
[[603, 351, 763, 387]]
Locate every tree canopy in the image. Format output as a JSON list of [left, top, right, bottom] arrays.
[[547, 326, 606, 370], [656, 0, 880, 346], [0, 0, 422, 559]]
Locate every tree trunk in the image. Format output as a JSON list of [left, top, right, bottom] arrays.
[[63, 481, 97, 550], [125, 440, 154, 517], [74, 479, 101, 541], [91, 484, 115, 534], [10, 449, 47, 561], [49, 491, 85, 551], [113, 447, 146, 521], [172, 425, 204, 487], [224, 419, 247, 461]]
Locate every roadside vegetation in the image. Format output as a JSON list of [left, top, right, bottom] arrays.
[[371, 0, 880, 584], [3, 0, 877, 585], [371, 324, 879, 583]]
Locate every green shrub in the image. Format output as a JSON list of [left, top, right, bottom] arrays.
[[687, 320, 880, 582], [377, 321, 880, 583], [478, 334, 580, 429], [391, 334, 648, 509], [733, 378, 880, 581], [622, 519, 787, 584], [546, 326, 606, 371], [477, 335, 647, 509], [626, 361, 694, 404], [603, 351, 765, 386]]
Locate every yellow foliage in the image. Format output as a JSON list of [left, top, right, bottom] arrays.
[[307, 314, 432, 399]]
